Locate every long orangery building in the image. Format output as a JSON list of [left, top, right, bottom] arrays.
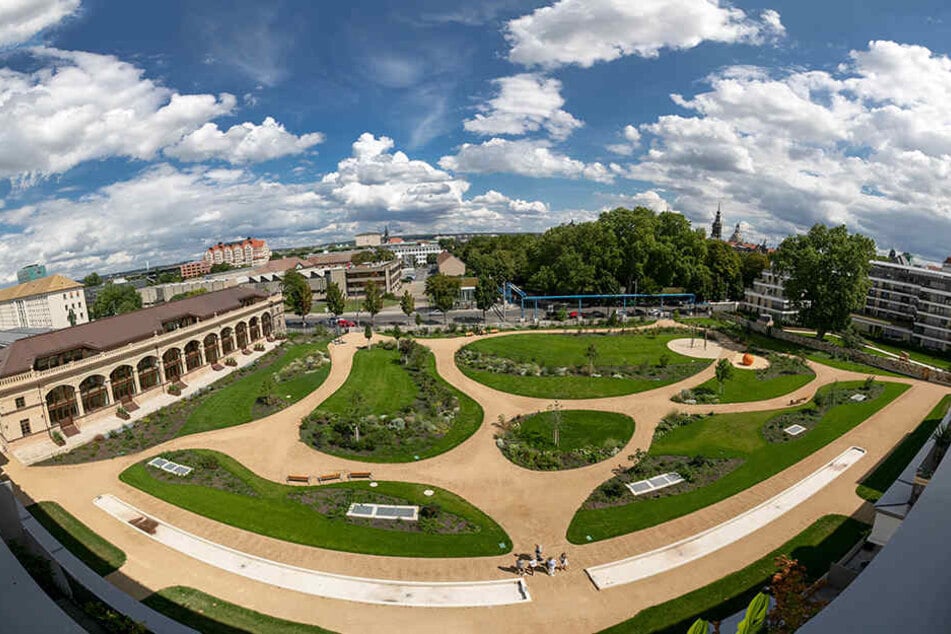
[[0, 287, 284, 446]]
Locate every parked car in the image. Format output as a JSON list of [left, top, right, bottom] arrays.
[[336, 318, 356, 328], [568, 310, 580, 318]]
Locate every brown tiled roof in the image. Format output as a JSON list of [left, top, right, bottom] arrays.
[[307, 251, 356, 267], [0, 286, 270, 378], [252, 257, 307, 274], [0, 275, 82, 302], [436, 251, 455, 264]]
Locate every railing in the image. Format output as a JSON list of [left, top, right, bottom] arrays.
[[0, 299, 279, 390]]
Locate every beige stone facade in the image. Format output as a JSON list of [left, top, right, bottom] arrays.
[[0, 293, 284, 445]]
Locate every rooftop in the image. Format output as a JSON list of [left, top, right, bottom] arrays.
[[0, 286, 269, 378], [0, 275, 83, 303]]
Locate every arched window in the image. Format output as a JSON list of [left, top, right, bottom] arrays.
[[79, 375, 109, 413], [235, 322, 249, 349], [184, 340, 203, 372], [163, 348, 183, 382], [110, 365, 136, 402], [46, 385, 78, 426], [220, 327, 235, 355], [137, 356, 160, 390], [203, 333, 220, 364], [248, 316, 261, 341], [261, 311, 273, 337]]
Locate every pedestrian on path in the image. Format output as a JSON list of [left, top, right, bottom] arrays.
[[528, 557, 538, 576], [515, 556, 525, 576], [535, 543, 543, 560], [559, 552, 569, 571], [546, 557, 557, 576]]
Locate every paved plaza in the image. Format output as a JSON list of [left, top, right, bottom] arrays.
[[3, 320, 948, 633]]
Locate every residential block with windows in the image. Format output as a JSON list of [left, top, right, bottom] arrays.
[[742, 268, 799, 324], [202, 238, 271, 268], [327, 258, 402, 297], [0, 287, 285, 444], [0, 275, 89, 330], [852, 259, 951, 352]]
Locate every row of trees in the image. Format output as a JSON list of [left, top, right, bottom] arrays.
[[452, 207, 770, 302]]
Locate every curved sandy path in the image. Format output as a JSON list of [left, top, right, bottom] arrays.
[[3, 323, 948, 633]]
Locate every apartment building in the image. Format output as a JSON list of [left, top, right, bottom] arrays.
[[853, 260, 951, 352], [387, 241, 442, 266], [742, 268, 798, 324], [180, 260, 211, 279], [16, 264, 47, 284], [0, 276, 89, 330], [327, 258, 402, 297], [202, 238, 271, 268]]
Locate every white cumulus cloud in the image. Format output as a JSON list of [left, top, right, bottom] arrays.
[[505, 0, 784, 69], [0, 0, 80, 47], [0, 48, 235, 183], [439, 138, 617, 183], [166, 117, 325, 164], [464, 73, 583, 140]]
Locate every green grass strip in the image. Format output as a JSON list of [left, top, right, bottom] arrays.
[[599, 514, 869, 634], [857, 394, 951, 501], [179, 340, 331, 437], [314, 346, 483, 462], [143, 586, 337, 634], [569, 381, 908, 542], [27, 501, 126, 576], [459, 332, 709, 399], [690, 366, 815, 403], [120, 449, 510, 558]]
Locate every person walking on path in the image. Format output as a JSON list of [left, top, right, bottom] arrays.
[[546, 557, 557, 576], [559, 552, 569, 571], [535, 544, 543, 561], [515, 556, 525, 577], [528, 557, 538, 576]]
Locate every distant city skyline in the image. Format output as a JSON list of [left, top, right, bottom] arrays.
[[1, 0, 950, 283]]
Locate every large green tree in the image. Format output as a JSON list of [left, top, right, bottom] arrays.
[[740, 251, 771, 289], [474, 275, 500, 324], [772, 224, 876, 338], [281, 269, 313, 320], [91, 283, 142, 318], [425, 274, 461, 324], [81, 272, 102, 287], [362, 280, 383, 325], [705, 239, 743, 301], [325, 281, 345, 318]]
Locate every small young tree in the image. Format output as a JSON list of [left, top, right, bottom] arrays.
[[362, 280, 383, 325], [585, 343, 599, 375], [548, 400, 562, 447], [325, 281, 346, 319], [414, 312, 423, 327], [260, 375, 278, 406], [425, 274, 461, 324], [364, 323, 372, 348], [767, 556, 825, 633], [282, 270, 313, 323], [715, 358, 734, 394], [400, 290, 415, 325]]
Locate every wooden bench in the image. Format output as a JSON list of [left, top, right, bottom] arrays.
[[789, 397, 808, 405], [348, 471, 373, 480], [286, 474, 310, 484], [317, 472, 341, 483], [129, 516, 158, 535]]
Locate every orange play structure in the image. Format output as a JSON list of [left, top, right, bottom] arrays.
[[741, 352, 755, 366]]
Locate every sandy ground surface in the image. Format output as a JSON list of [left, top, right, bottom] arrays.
[[667, 337, 724, 359], [3, 320, 948, 633]]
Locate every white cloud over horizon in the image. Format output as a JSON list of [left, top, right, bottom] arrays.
[[166, 117, 325, 164], [505, 0, 785, 68], [439, 138, 618, 183], [463, 73, 583, 140]]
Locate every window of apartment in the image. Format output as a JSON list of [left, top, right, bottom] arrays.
[[19, 419, 30, 436], [15, 397, 25, 409]]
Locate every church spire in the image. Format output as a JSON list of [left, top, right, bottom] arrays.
[[711, 201, 723, 240]]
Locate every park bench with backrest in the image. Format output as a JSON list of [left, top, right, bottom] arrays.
[[129, 516, 158, 535], [348, 471, 373, 480], [318, 472, 341, 483], [789, 397, 808, 405], [286, 474, 310, 484]]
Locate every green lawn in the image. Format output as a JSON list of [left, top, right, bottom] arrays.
[[689, 364, 816, 403], [179, 340, 332, 436], [120, 449, 509, 557], [515, 410, 635, 451], [857, 394, 951, 501], [599, 515, 869, 634], [144, 586, 336, 634], [862, 339, 951, 371], [312, 346, 483, 462], [27, 502, 126, 576], [568, 381, 909, 542], [459, 331, 710, 399]]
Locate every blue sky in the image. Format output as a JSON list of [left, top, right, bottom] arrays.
[[1, 0, 950, 283]]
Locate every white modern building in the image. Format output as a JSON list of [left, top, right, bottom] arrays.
[[853, 259, 951, 352], [386, 241, 442, 266], [0, 275, 89, 330], [742, 268, 798, 324]]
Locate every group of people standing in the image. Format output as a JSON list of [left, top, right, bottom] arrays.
[[515, 544, 568, 577]]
